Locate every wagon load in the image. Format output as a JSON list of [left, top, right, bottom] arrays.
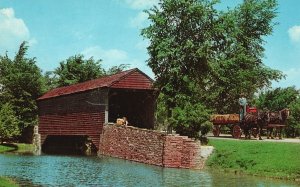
[[210, 114, 240, 124]]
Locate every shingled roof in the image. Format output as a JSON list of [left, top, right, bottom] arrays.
[[38, 68, 154, 100]]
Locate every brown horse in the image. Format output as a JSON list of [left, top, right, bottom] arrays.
[[256, 110, 270, 140], [243, 110, 270, 140], [268, 108, 290, 139], [243, 113, 258, 139]]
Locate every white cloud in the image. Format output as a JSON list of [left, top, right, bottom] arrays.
[[0, 8, 35, 54], [288, 25, 300, 43], [272, 68, 300, 89], [130, 11, 148, 28], [125, 0, 159, 28], [125, 0, 159, 10], [82, 46, 129, 68]]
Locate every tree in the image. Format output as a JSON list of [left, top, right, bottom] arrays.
[[0, 103, 20, 143], [142, 0, 283, 138], [0, 42, 45, 143], [287, 98, 300, 137], [208, 0, 283, 113], [0, 42, 45, 132], [53, 55, 106, 87], [105, 64, 130, 75], [255, 87, 299, 111], [255, 87, 300, 137], [48, 55, 129, 88]]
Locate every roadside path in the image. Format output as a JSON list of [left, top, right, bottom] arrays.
[[207, 133, 300, 143]]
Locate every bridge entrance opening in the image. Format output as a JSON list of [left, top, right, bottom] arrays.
[[42, 135, 97, 155], [108, 89, 155, 129]]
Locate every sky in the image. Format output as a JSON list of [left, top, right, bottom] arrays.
[[0, 0, 299, 89]]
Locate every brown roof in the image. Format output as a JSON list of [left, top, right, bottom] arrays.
[[38, 68, 154, 100]]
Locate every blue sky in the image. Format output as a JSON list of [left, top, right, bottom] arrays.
[[0, 0, 299, 89]]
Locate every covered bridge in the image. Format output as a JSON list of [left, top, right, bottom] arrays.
[[37, 68, 157, 153]]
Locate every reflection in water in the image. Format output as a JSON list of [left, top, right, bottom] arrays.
[[0, 154, 298, 187]]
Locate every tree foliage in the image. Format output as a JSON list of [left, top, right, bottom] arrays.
[[52, 55, 106, 87], [45, 55, 129, 89], [142, 0, 283, 138], [255, 87, 299, 111], [287, 98, 300, 137], [0, 103, 20, 142], [0, 42, 44, 130], [105, 64, 130, 76], [255, 87, 300, 137]]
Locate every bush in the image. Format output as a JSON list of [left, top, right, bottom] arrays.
[[170, 102, 212, 139]]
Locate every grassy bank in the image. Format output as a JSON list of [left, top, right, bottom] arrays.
[[207, 139, 300, 181], [0, 177, 18, 187], [0, 143, 34, 154]]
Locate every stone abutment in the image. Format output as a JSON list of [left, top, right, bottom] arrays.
[[98, 125, 205, 169]]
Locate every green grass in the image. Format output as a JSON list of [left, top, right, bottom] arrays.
[[0, 145, 15, 153], [0, 177, 19, 187], [207, 139, 300, 180], [0, 143, 34, 154]]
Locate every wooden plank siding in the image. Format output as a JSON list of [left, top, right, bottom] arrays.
[[39, 112, 104, 149], [38, 89, 107, 149]]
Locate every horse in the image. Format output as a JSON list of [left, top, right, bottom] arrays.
[[243, 113, 258, 139], [256, 110, 270, 140], [243, 110, 269, 140], [267, 108, 290, 139]]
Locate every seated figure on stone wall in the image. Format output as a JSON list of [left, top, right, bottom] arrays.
[[116, 117, 128, 126]]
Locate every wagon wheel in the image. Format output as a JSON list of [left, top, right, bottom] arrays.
[[213, 125, 220, 137], [251, 128, 258, 138], [232, 125, 242, 139]]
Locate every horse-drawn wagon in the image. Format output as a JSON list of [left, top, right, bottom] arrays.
[[210, 107, 260, 139], [210, 114, 242, 138], [210, 107, 290, 140]]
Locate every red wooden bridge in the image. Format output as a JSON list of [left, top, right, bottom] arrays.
[[37, 68, 157, 154]]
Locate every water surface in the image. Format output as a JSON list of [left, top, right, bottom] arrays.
[[0, 154, 298, 187]]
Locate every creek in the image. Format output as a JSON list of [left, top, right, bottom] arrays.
[[0, 154, 298, 187]]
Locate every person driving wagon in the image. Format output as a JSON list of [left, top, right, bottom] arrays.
[[238, 93, 247, 121]]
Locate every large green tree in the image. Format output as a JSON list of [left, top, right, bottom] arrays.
[[208, 0, 283, 113], [0, 42, 44, 138], [142, 0, 283, 138]]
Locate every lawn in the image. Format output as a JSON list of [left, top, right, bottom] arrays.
[[207, 139, 300, 180], [0, 177, 18, 187], [0, 143, 34, 154], [0, 144, 15, 153]]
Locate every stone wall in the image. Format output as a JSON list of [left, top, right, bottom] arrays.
[[99, 125, 204, 169]]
